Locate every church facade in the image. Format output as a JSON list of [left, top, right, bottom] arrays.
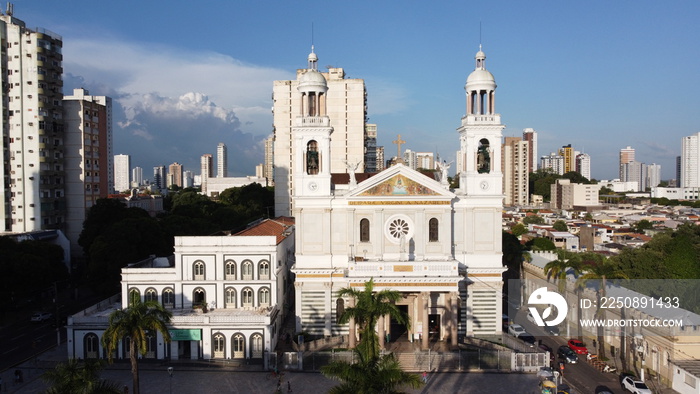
[[286, 46, 505, 348]]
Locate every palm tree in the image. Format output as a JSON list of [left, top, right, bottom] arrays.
[[576, 255, 628, 357], [322, 349, 423, 394], [336, 278, 409, 360], [543, 250, 581, 294], [322, 278, 422, 393], [42, 358, 121, 394], [101, 299, 172, 394]]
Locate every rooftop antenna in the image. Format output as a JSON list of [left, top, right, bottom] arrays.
[[479, 21, 482, 50]]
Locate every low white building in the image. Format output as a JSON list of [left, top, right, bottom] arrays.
[[203, 176, 268, 198], [66, 217, 295, 362], [652, 187, 700, 201]]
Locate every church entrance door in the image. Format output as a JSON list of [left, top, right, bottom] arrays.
[[428, 314, 441, 339], [390, 305, 409, 342]]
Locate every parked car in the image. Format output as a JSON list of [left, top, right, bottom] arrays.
[[508, 324, 526, 337], [545, 325, 560, 336], [621, 376, 652, 394], [567, 339, 588, 354], [557, 345, 578, 364], [30, 312, 53, 322], [527, 310, 536, 323], [519, 333, 536, 347]]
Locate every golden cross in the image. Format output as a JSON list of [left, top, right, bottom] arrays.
[[392, 134, 406, 158]]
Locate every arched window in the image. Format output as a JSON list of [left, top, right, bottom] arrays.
[[242, 288, 253, 307], [193, 260, 205, 280], [145, 332, 157, 358], [251, 333, 263, 358], [360, 218, 370, 242], [145, 288, 158, 303], [128, 288, 140, 306], [84, 333, 99, 359], [123, 336, 132, 359], [336, 298, 345, 324], [225, 260, 236, 280], [193, 287, 206, 308], [232, 334, 245, 359], [428, 218, 439, 242], [259, 287, 270, 307], [477, 138, 491, 174], [306, 140, 319, 175], [259, 260, 270, 280], [225, 287, 236, 309], [162, 288, 174, 308], [213, 333, 225, 359], [242, 260, 253, 280]]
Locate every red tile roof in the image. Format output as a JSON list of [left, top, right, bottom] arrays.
[[234, 217, 295, 244]]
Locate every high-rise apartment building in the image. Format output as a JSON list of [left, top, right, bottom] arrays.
[[168, 162, 183, 188], [558, 144, 574, 173], [681, 132, 700, 188], [621, 161, 646, 191], [403, 149, 417, 169], [1, 10, 66, 232], [540, 153, 565, 175], [63, 88, 112, 256], [200, 154, 213, 194], [114, 154, 130, 192], [416, 152, 434, 170], [647, 163, 661, 188], [376, 146, 385, 172], [364, 124, 378, 173], [522, 128, 538, 173], [575, 153, 591, 180], [263, 136, 274, 186], [619, 146, 635, 180], [217, 142, 227, 178], [153, 166, 166, 190], [183, 170, 193, 188], [502, 137, 529, 206], [131, 167, 143, 187], [272, 48, 367, 215]]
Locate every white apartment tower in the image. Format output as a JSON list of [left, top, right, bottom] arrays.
[[153, 166, 166, 190], [1, 10, 66, 232], [540, 153, 565, 175], [681, 132, 700, 188], [200, 154, 213, 194], [522, 128, 538, 173], [63, 88, 112, 257], [502, 136, 529, 206], [647, 163, 661, 189], [576, 152, 591, 180], [263, 136, 274, 186], [113, 154, 130, 192], [272, 47, 367, 215], [131, 167, 143, 187], [217, 142, 227, 178], [620, 146, 635, 181]]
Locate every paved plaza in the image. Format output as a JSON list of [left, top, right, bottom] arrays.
[[4, 346, 544, 394]]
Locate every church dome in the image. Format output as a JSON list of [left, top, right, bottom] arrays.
[[465, 47, 496, 91], [298, 46, 328, 93]]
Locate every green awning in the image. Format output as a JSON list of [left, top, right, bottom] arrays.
[[169, 329, 201, 341]]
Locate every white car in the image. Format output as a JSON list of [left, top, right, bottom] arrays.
[[508, 323, 526, 337], [526, 311, 536, 323], [621, 376, 652, 394], [30, 312, 53, 322]]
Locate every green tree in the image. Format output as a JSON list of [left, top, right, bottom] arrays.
[[522, 215, 545, 225], [576, 256, 628, 357], [102, 300, 173, 394], [525, 237, 556, 251], [511, 223, 527, 237], [552, 220, 568, 232], [336, 278, 408, 360], [322, 278, 421, 393], [562, 171, 591, 184], [632, 219, 653, 233], [543, 250, 581, 293], [321, 350, 423, 394], [42, 358, 121, 394]]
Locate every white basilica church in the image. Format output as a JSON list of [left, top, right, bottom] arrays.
[[285, 46, 505, 349]]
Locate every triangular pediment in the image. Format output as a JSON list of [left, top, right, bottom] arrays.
[[348, 164, 454, 199]]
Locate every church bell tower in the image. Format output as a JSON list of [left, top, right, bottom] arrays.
[[457, 46, 504, 196], [293, 46, 333, 197]]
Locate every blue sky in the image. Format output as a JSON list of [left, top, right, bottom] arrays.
[[17, 1, 700, 180]]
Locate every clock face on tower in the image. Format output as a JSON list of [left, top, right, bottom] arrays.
[[308, 182, 318, 191], [480, 180, 489, 190]]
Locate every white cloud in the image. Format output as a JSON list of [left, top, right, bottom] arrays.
[[61, 37, 292, 176]]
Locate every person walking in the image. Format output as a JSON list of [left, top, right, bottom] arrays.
[[422, 371, 428, 383], [287, 380, 292, 392]]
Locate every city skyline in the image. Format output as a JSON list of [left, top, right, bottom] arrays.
[[18, 1, 700, 180]]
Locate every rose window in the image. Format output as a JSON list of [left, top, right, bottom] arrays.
[[388, 218, 410, 239]]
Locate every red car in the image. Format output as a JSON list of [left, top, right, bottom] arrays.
[[567, 339, 588, 355]]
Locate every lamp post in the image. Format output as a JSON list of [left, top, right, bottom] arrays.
[[167, 367, 173, 394]]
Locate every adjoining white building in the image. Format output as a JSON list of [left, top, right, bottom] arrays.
[[681, 132, 700, 188], [550, 179, 601, 210], [217, 142, 228, 178], [66, 218, 295, 361], [114, 154, 130, 193]]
